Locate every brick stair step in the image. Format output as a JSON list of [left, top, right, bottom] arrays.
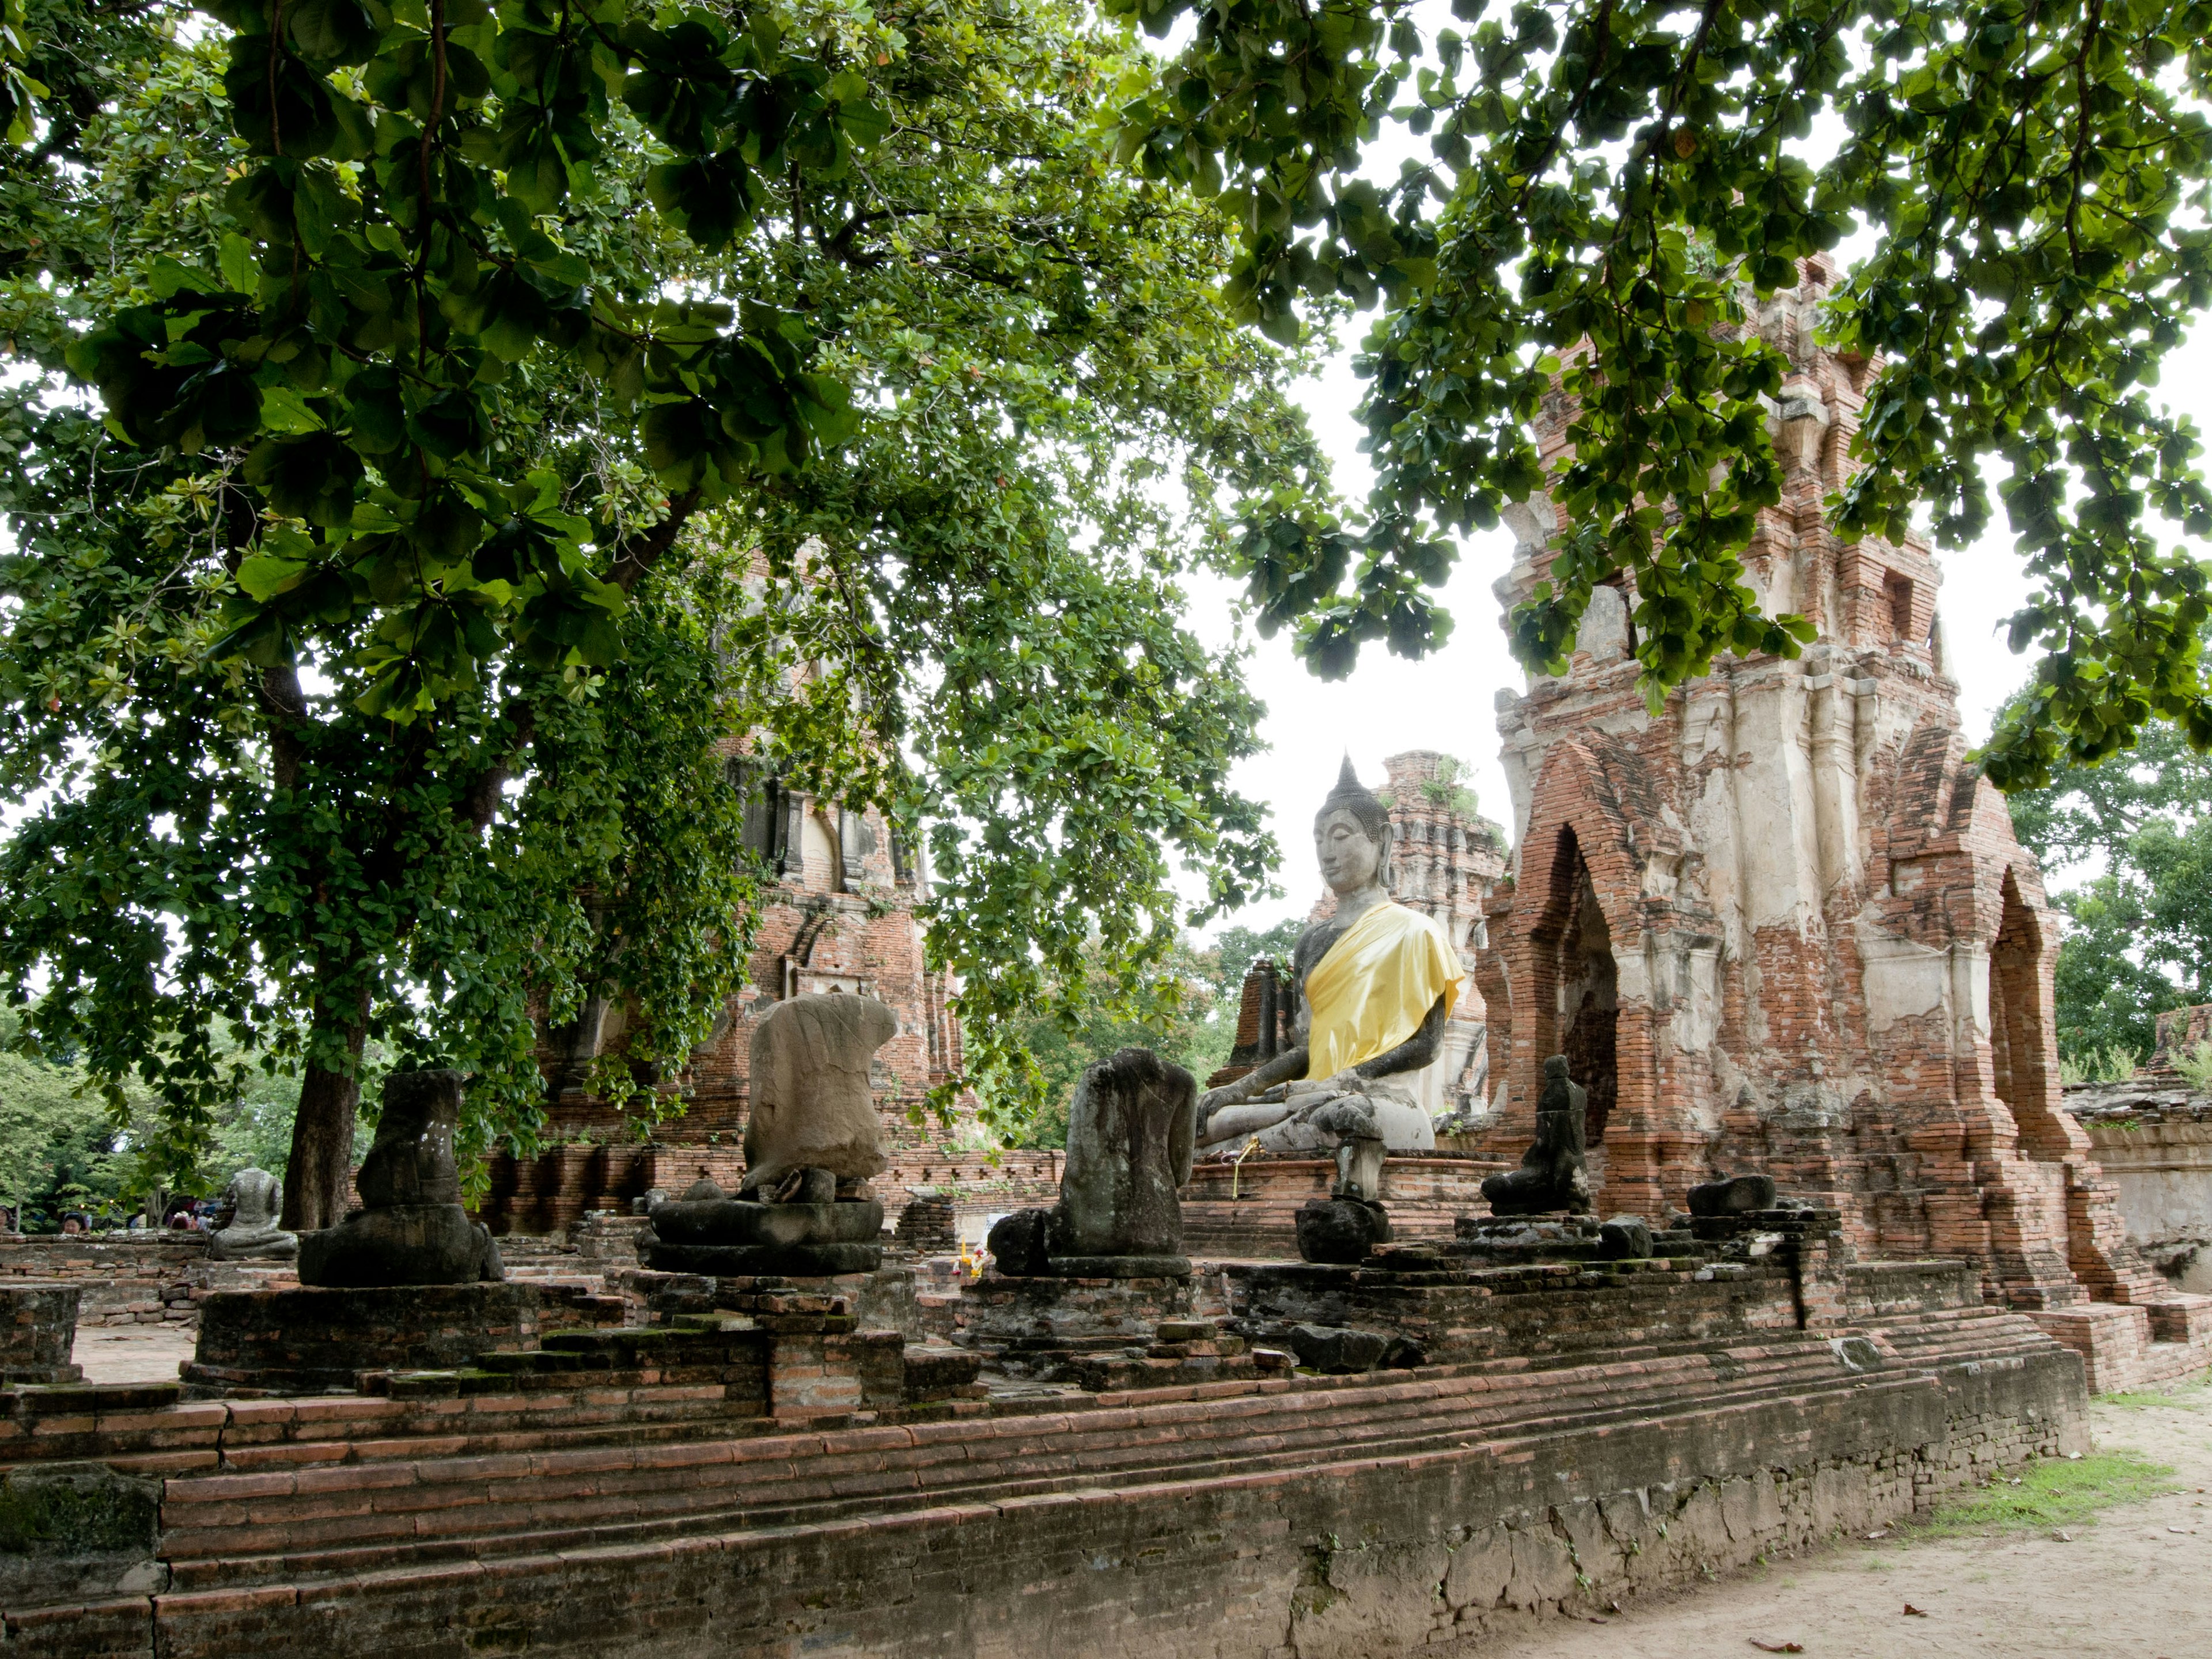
[[158, 1343, 1877, 1584], [161, 1365, 1906, 1592]]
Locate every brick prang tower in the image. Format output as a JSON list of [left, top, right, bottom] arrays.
[[1474, 256, 2161, 1314]]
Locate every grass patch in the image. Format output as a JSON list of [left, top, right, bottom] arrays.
[[1921, 1450, 2179, 1537], [2099, 1376, 2212, 1412]]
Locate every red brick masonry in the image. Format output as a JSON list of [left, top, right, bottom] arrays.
[[2, 1248, 2092, 1659]]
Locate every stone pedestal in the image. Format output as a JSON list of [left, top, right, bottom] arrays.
[[183, 1283, 601, 1396], [641, 1196, 885, 1277], [950, 1271, 1253, 1389], [1688, 1173, 1779, 1216], [983, 1209, 1191, 1280], [1, 1283, 82, 1384], [1294, 1198, 1391, 1264]]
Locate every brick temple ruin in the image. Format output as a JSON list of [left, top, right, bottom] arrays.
[[1463, 259, 2202, 1386], [6, 262, 2212, 1657], [1360, 751, 1510, 1124]]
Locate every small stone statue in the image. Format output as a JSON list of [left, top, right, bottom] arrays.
[[1480, 1055, 1593, 1216], [988, 1048, 1196, 1277], [642, 992, 896, 1277], [207, 1168, 298, 1261], [297, 1070, 505, 1287]]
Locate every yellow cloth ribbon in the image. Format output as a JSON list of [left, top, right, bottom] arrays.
[[1300, 900, 1461, 1081]]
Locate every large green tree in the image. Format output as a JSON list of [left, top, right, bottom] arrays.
[[0, 0, 1323, 1214], [1107, 0, 2212, 789], [2009, 713, 2212, 1066]]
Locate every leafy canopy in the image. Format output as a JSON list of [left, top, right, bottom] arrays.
[[1105, 0, 2212, 787], [2008, 696, 2212, 1065], [0, 0, 1323, 1180], [62, 0, 877, 724], [646, 0, 1325, 1134]]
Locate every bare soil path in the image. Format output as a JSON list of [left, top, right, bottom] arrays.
[[70, 1323, 195, 1385], [1479, 1382, 2212, 1659]]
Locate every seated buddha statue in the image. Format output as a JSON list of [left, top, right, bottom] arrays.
[[1195, 760, 1461, 1198]]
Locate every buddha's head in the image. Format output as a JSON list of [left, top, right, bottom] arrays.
[[1313, 758, 1392, 897]]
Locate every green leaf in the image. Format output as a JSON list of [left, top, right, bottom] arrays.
[[219, 233, 258, 296], [258, 385, 325, 434]]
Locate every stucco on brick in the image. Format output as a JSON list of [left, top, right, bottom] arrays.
[[1469, 257, 2164, 1313]]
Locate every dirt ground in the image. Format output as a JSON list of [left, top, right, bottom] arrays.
[[1479, 1384, 2212, 1659], [70, 1323, 196, 1385]]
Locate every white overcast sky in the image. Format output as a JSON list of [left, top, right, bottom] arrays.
[[1182, 319, 2212, 935]]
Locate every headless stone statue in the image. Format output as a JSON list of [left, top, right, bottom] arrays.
[[643, 992, 896, 1276], [207, 1168, 297, 1262], [1480, 1055, 1593, 1216], [740, 993, 896, 1195], [988, 1048, 1196, 1277], [297, 1070, 505, 1286], [1195, 759, 1459, 1199]]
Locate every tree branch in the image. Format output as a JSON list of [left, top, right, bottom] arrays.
[[605, 488, 703, 592]]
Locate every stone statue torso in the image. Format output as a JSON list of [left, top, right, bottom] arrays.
[[1291, 914, 1355, 994]]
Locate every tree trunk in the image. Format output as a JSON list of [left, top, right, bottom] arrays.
[[281, 992, 370, 1232]]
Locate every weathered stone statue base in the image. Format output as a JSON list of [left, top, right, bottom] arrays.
[[952, 1274, 1281, 1391], [641, 1193, 885, 1278], [1688, 1173, 1778, 1216], [957, 1270, 1192, 1348], [1482, 1173, 1593, 1217], [1294, 1198, 1392, 1264], [1456, 1213, 1600, 1249], [1599, 1214, 1654, 1260], [298, 1204, 503, 1287], [207, 1228, 298, 1263], [298, 1069, 506, 1287], [183, 1283, 612, 1396], [983, 1209, 1191, 1281]]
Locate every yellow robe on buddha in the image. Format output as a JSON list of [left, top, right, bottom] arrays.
[[1301, 900, 1462, 1081]]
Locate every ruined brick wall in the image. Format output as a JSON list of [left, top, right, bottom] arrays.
[[0, 1237, 291, 1328], [2064, 1059, 2212, 1294], [1473, 257, 2159, 1313], [77, 1320, 2084, 1659]]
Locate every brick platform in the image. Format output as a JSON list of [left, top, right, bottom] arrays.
[[183, 1283, 624, 1397], [1179, 1154, 1508, 1258], [0, 1224, 2111, 1659]]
